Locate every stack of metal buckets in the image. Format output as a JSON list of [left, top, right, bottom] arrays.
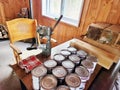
[[31, 46, 98, 90]]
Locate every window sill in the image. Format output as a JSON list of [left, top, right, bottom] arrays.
[[42, 14, 80, 27]]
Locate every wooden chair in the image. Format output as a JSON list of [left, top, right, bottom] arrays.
[[6, 18, 41, 64]]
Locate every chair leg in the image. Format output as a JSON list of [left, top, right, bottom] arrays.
[[20, 80, 27, 90]]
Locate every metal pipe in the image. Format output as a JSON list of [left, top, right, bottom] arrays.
[[29, 0, 33, 18]]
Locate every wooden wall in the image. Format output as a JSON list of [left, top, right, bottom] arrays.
[[0, 0, 120, 46], [0, 0, 29, 22], [32, 0, 120, 46], [0, 2, 5, 24]]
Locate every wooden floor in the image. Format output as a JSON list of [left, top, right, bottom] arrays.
[[113, 72, 120, 90], [0, 40, 31, 90]]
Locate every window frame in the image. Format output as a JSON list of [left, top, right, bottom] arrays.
[[42, 0, 84, 27]]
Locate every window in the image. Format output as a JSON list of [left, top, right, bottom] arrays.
[[42, 0, 84, 27]]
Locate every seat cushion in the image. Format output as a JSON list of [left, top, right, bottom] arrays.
[[19, 55, 42, 73]]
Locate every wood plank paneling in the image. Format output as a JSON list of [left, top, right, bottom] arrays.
[[0, 0, 29, 21], [96, 0, 113, 22], [1, 0, 120, 46], [106, 0, 120, 24], [77, 0, 91, 36], [33, 0, 120, 46], [0, 2, 5, 24], [82, 0, 102, 34]]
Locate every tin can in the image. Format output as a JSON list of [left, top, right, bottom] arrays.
[[67, 46, 77, 54], [86, 55, 98, 70], [75, 66, 90, 90], [81, 60, 94, 74], [44, 59, 57, 74], [52, 66, 67, 85], [53, 54, 65, 65], [40, 74, 57, 90], [56, 85, 70, 90], [60, 49, 71, 58], [31, 65, 47, 90], [62, 60, 75, 73], [69, 54, 81, 66], [75, 66, 89, 82], [65, 73, 81, 90], [77, 50, 88, 60]]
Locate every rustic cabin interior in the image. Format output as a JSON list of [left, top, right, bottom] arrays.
[[0, 0, 120, 90]]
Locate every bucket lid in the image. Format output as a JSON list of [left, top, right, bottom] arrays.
[[77, 50, 87, 58], [52, 66, 67, 78], [65, 73, 81, 88], [62, 60, 75, 69], [44, 60, 57, 68], [69, 54, 80, 63], [81, 60, 94, 69], [53, 54, 65, 62], [60, 49, 71, 56], [31, 65, 47, 77], [86, 55, 98, 62], [67, 47, 77, 52], [56, 85, 70, 90], [75, 66, 89, 77], [41, 75, 57, 89]]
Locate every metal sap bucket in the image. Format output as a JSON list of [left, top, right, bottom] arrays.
[[60, 49, 71, 58], [86, 55, 98, 71], [81, 60, 94, 74], [40, 74, 57, 90], [31, 65, 47, 90], [56, 85, 70, 90], [52, 66, 67, 85], [69, 54, 81, 66], [44, 59, 57, 74], [53, 54, 65, 65], [62, 60, 75, 73], [65, 73, 81, 90], [75, 66, 90, 89], [67, 46, 77, 54], [77, 50, 88, 60]]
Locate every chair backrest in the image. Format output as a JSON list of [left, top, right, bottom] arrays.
[[6, 18, 37, 43]]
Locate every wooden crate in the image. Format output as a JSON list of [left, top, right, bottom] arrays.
[[86, 23, 111, 41], [84, 23, 120, 56], [105, 25, 120, 48]]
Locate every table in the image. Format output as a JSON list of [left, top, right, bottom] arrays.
[[11, 39, 120, 90]]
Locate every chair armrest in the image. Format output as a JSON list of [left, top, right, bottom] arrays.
[[9, 43, 22, 55]]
